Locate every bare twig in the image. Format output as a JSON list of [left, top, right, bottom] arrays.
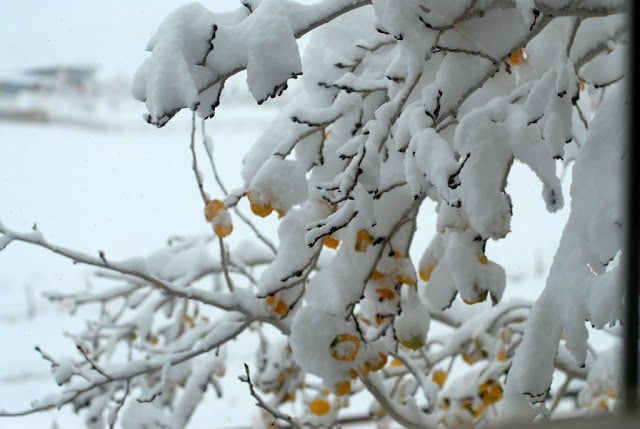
[[190, 112, 209, 205], [240, 363, 302, 429], [201, 118, 228, 196], [109, 381, 130, 429], [76, 343, 113, 381], [566, 17, 583, 59], [218, 237, 235, 292], [200, 120, 277, 254]]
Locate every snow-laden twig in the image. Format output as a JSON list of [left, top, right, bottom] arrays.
[[0, 222, 269, 321], [196, 0, 374, 98], [0, 316, 251, 416], [359, 372, 436, 429]]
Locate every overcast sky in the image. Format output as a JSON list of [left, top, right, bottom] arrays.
[[0, 1, 277, 78]]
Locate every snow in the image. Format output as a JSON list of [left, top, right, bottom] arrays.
[[290, 305, 357, 387], [0, 0, 629, 427], [0, 94, 280, 428], [505, 82, 627, 404]]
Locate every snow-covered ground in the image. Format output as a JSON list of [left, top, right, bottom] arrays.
[[0, 84, 589, 428]]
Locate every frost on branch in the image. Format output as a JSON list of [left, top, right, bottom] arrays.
[[0, 0, 630, 428]]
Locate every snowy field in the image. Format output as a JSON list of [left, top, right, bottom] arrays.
[[0, 1, 620, 428], [0, 85, 587, 428]]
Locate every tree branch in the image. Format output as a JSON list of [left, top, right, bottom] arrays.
[[0, 317, 251, 417]]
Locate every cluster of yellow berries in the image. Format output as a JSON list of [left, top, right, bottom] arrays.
[[370, 250, 417, 289], [265, 293, 289, 317], [578, 377, 619, 411], [461, 337, 489, 365], [204, 199, 233, 238], [439, 378, 504, 419], [325, 333, 396, 400]]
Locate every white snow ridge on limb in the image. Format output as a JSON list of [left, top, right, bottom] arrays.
[[133, 0, 373, 127]]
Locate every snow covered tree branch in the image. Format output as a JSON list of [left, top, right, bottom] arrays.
[[0, 0, 630, 428]]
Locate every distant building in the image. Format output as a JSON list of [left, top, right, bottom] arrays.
[[0, 65, 97, 96], [0, 80, 39, 95]]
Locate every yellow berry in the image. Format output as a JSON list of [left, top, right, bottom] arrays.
[[335, 380, 351, 396], [370, 270, 385, 280], [309, 398, 331, 416], [461, 398, 474, 413], [374, 406, 386, 417], [180, 314, 195, 328], [472, 402, 486, 418], [355, 229, 373, 252], [419, 264, 436, 282], [265, 295, 289, 317], [499, 328, 512, 343], [390, 358, 403, 368], [330, 333, 360, 362], [365, 353, 388, 372], [376, 287, 395, 300], [432, 369, 447, 388], [377, 353, 388, 368], [477, 254, 488, 265], [358, 364, 370, 377], [273, 300, 288, 316], [398, 336, 424, 351], [598, 399, 609, 410], [247, 191, 273, 217], [508, 48, 526, 65], [204, 199, 225, 221], [479, 379, 503, 405], [214, 222, 233, 238], [497, 347, 507, 362], [323, 235, 340, 249], [461, 352, 477, 365], [250, 202, 273, 217], [396, 273, 416, 286], [462, 290, 488, 305]]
